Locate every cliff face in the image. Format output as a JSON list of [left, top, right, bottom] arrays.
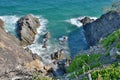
[[0, 19, 33, 76], [83, 11, 120, 46]]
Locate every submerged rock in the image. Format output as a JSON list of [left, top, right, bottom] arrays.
[[16, 14, 40, 46], [83, 11, 120, 46]]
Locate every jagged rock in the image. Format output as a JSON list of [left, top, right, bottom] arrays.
[[58, 61, 67, 73], [24, 47, 33, 54], [32, 53, 42, 61], [110, 47, 120, 56], [0, 20, 33, 79], [79, 45, 106, 54], [24, 59, 44, 71], [80, 17, 94, 26], [16, 14, 40, 46], [24, 48, 42, 61], [51, 50, 63, 60], [83, 11, 120, 46], [43, 32, 51, 39]]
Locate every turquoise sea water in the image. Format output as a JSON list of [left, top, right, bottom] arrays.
[[0, 0, 113, 57]]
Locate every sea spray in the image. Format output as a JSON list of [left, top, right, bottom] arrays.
[[66, 16, 97, 27], [0, 15, 19, 34]]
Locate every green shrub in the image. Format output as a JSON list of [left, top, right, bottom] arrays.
[[32, 72, 52, 80], [67, 54, 101, 73], [91, 62, 120, 80], [100, 29, 120, 49], [67, 54, 102, 79]]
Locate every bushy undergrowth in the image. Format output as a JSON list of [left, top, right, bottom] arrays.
[[68, 54, 101, 73], [32, 72, 52, 80], [67, 54, 102, 79], [100, 29, 120, 49], [91, 62, 120, 80]]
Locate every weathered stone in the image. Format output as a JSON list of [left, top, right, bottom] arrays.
[[0, 20, 33, 78], [16, 14, 40, 46], [32, 53, 42, 61], [24, 59, 44, 71], [110, 47, 120, 56], [51, 49, 63, 60], [43, 32, 51, 39], [83, 11, 120, 46]]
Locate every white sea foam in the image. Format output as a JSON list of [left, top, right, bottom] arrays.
[[66, 16, 97, 27], [0, 15, 19, 33], [27, 16, 70, 65], [26, 16, 53, 64]]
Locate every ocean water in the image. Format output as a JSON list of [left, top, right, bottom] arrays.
[[0, 0, 113, 58]]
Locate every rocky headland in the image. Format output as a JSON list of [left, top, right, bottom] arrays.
[[66, 10, 120, 80], [83, 11, 120, 46]]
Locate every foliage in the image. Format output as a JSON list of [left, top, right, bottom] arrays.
[[67, 54, 102, 79], [100, 29, 120, 49], [32, 72, 52, 80], [67, 54, 101, 73], [91, 62, 120, 80]]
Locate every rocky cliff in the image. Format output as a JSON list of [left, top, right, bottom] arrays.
[[16, 14, 40, 46], [0, 17, 55, 80], [83, 11, 120, 46], [0, 19, 34, 78]]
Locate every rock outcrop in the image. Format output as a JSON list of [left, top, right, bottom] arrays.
[[0, 19, 33, 78], [83, 11, 120, 46], [80, 17, 94, 26], [16, 14, 40, 46], [0, 19, 4, 30]]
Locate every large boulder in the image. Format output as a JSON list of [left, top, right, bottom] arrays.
[[16, 14, 40, 46], [0, 20, 33, 78], [83, 11, 120, 46]]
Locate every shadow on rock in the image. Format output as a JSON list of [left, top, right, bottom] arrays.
[[68, 27, 89, 58]]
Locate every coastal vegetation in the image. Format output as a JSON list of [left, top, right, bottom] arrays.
[[67, 28, 120, 79], [100, 29, 120, 49], [91, 62, 120, 80], [67, 53, 120, 79]]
